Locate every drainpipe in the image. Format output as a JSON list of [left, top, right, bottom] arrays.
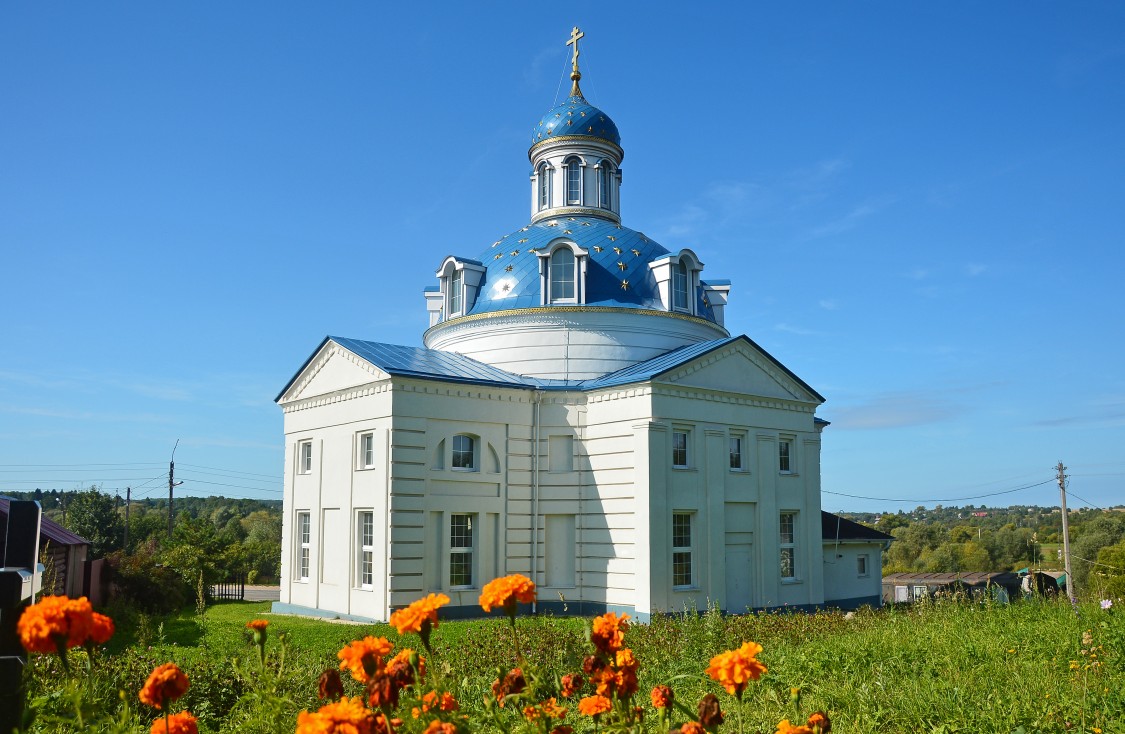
[[531, 390, 543, 613]]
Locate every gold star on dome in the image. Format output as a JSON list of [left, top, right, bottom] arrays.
[[505, 265, 513, 272], [607, 235, 616, 241], [546, 220, 559, 227], [613, 247, 622, 254], [494, 253, 503, 259], [502, 283, 511, 292], [518, 238, 528, 243], [593, 245, 603, 252], [562, 229, 572, 234], [581, 111, 586, 116], [588, 126, 593, 133], [528, 247, 538, 253], [580, 221, 591, 226], [631, 248, 641, 256], [510, 250, 519, 256], [617, 261, 626, 271], [620, 279, 630, 290], [568, 217, 577, 221]]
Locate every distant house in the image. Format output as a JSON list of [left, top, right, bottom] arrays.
[[0, 497, 90, 598], [882, 571, 1022, 604], [821, 512, 893, 609]]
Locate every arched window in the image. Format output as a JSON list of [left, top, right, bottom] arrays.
[[565, 158, 582, 205], [537, 162, 550, 211], [550, 248, 576, 302], [672, 260, 689, 310], [452, 434, 476, 470], [450, 269, 463, 315], [598, 162, 612, 209]]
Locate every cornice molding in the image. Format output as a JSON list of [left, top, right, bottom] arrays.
[[425, 305, 726, 342], [281, 343, 387, 405], [662, 344, 819, 405], [531, 207, 620, 225]]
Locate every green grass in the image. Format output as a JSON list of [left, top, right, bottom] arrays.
[[24, 597, 1125, 733]]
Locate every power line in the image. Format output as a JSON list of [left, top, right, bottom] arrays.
[[0, 462, 166, 468], [821, 478, 1056, 504], [175, 477, 282, 494], [174, 467, 280, 483], [177, 463, 281, 480]]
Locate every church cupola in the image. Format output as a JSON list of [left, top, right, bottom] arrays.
[[528, 27, 623, 225]]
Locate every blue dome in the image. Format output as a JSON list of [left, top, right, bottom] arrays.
[[464, 216, 716, 323], [531, 95, 621, 149]]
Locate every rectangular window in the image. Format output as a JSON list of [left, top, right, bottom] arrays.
[[449, 513, 474, 588], [672, 430, 689, 468], [672, 262, 689, 310], [450, 270, 463, 315], [359, 432, 375, 469], [779, 512, 796, 580], [672, 512, 693, 588], [729, 435, 743, 470], [452, 434, 476, 470], [779, 439, 792, 474], [297, 511, 311, 581], [358, 511, 374, 589], [857, 554, 869, 577], [299, 440, 313, 474], [913, 585, 927, 601]]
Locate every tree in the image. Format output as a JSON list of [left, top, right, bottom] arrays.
[[65, 487, 124, 558]]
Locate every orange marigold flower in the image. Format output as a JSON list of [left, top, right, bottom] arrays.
[[389, 593, 450, 635], [590, 612, 629, 654], [526, 697, 568, 722], [614, 648, 639, 697], [807, 712, 831, 733], [89, 612, 115, 646], [17, 595, 95, 653], [296, 696, 376, 734], [150, 711, 198, 734], [705, 641, 767, 697], [246, 619, 269, 632], [775, 720, 814, 734], [318, 669, 345, 700], [577, 695, 612, 716], [560, 673, 584, 697], [388, 648, 425, 680], [651, 685, 674, 709], [479, 574, 537, 613], [338, 636, 394, 684], [422, 721, 460, 734], [592, 666, 617, 697], [139, 663, 190, 710], [680, 723, 706, 734], [367, 669, 400, 709], [492, 667, 527, 706]]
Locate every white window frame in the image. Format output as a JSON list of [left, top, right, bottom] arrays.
[[565, 157, 582, 205], [779, 511, 797, 581], [857, 554, 869, 578], [913, 585, 927, 601], [729, 434, 745, 471], [449, 268, 463, 316], [672, 512, 694, 589], [548, 248, 577, 303], [779, 437, 794, 474], [296, 511, 311, 581], [672, 430, 689, 469], [452, 434, 477, 471], [597, 161, 612, 209], [357, 510, 375, 589], [358, 432, 375, 470], [449, 513, 476, 589], [672, 260, 689, 311], [537, 162, 551, 211], [298, 440, 313, 475]]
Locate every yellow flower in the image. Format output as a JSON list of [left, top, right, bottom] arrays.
[[705, 641, 768, 696]]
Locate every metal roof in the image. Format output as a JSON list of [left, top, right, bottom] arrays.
[[0, 497, 90, 547], [821, 512, 894, 542], [531, 94, 621, 148]]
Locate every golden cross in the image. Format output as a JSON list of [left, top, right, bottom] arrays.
[[567, 26, 584, 73]]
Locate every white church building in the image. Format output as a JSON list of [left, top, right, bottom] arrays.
[[273, 30, 890, 622]]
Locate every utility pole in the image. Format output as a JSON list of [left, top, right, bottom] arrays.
[[1057, 461, 1076, 604], [168, 440, 183, 540], [124, 486, 131, 550]]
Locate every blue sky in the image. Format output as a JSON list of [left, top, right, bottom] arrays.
[[2, 3, 1123, 512]]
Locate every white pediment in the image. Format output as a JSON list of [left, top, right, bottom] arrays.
[[280, 342, 389, 404], [659, 343, 821, 404]]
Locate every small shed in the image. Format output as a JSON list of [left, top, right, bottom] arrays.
[[882, 571, 1022, 605], [0, 497, 90, 598], [822, 512, 894, 609]]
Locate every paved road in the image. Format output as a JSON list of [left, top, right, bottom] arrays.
[[212, 585, 280, 602]]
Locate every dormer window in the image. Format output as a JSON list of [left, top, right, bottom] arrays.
[[565, 157, 582, 205], [672, 261, 689, 310], [450, 269, 463, 315], [549, 248, 576, 302], [537, 162, 551, 211]]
